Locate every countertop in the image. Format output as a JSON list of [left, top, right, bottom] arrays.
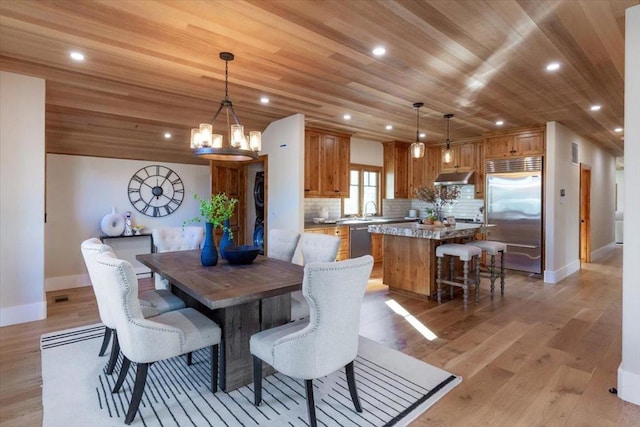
[[368, 222, 492, 240], [304, 217, 418, 230]]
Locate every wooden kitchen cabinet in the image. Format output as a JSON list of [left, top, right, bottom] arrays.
[[304, 128, 351, 197], [304, 225, 350, 260], [484, 126, 545, 159], [474, 142, 485, 199], [440, 142, 475, 172], [410, 145, 441, 195], [383, 141, 410, 199], [304, 131, 322, 196]]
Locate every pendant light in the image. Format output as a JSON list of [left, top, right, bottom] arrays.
[[442, 113, 454, 164], [190, 52, 261, 161], [410, 102, 425, 159]]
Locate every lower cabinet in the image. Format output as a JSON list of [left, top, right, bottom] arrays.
[[304, 225, 350, 261]]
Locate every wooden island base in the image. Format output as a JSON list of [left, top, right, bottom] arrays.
[[383, 234, 440, 299]]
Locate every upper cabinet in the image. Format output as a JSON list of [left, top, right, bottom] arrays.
[[440, 142, 475, 172], [474, 142, 485, 199], [484, 126, 545, 159], [383, 141, 410, 199], [304, 128, 351, 198], [409, 145, 441, 196]]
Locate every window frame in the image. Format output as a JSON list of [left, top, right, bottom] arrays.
[[342, 163, 382, 217]]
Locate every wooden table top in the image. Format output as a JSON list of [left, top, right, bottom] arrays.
[[137, 250, 304, 310]]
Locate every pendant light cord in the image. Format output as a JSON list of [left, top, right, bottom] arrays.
[[224, 58, 230, 101], [415, 106, 420, 143], [444, 113, 454, 149]]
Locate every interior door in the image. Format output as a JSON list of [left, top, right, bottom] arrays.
[[211, 161, 246, 245], [580, 165, 591, 263]]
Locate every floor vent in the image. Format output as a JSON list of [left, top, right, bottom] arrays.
[[53, 295, 69, 303]]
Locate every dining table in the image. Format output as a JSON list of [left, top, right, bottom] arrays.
[[137, 250, 304, 391]]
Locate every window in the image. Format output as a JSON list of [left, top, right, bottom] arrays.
[[343, 164, 382, 216]]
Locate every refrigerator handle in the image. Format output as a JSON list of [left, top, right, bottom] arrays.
[[505, 243, 539, 249]]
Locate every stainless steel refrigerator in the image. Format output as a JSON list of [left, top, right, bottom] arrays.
[[485, 157, 543, 274]]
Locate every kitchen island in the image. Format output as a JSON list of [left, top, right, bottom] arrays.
[[368, 222, 489, 300]]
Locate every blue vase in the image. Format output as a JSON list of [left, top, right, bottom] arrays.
[[219, 219, 233, 259], [200, 222, 218, 266]]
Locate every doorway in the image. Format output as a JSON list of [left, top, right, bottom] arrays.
[[580, 164, 591, 264]]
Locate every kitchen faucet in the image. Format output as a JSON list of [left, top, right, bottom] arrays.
[[364, 201, 378, 218]]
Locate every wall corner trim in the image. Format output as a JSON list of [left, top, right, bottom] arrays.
[[543, 259, 580, 284], [0, 301, 46, 327], [618, 365, 640, 406]]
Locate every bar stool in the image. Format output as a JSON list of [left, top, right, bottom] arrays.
[[466, 241, 507, 299], [436, 243, 482, 309]]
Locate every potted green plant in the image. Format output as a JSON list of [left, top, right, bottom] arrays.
[[186, 193, 238, 266]]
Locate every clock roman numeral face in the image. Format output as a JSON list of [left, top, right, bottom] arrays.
[[127, 165, 184, 217]]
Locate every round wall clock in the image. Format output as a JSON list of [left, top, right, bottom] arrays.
[[128, 165, 184, 217]]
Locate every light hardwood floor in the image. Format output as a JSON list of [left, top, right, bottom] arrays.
[[1, 247, 639, 426]]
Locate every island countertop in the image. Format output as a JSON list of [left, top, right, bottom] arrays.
[[368, 222, 490, 240]]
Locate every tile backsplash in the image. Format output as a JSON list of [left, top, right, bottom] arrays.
[[304, 198, 341, 221], [382, 185, 483, 220], [305, 185, 484, 221]]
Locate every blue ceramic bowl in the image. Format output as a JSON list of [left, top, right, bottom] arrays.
[[224, 245, 260, 265]]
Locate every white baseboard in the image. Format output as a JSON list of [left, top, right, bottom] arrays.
[[543, 259, 580, 284], [618, 365, 640, 406], [0, 300, 47, 327], [45, 274, 91, 292], [45, 268, 150, 292], [591, 241, 617, 262]]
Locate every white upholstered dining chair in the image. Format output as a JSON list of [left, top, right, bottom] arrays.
[[80, 238, 186, 374], [151, 226, 204, 289], [290, 232, 340, 320], [95, 251, 222, 425], [250, 255, 374, 427], [267, 228, 301, 262]]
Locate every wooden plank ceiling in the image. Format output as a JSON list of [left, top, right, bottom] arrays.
[[0, 0, 634, 164]]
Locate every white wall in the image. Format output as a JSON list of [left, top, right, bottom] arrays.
[[45, 154, 210, 290], [544, 121, 616, 283], [0, 72, 46, 326], [261, 114, 305, 237], [616, 169, 624, 211], [351, 137, 383, 166], [619, 3, 640, 406]]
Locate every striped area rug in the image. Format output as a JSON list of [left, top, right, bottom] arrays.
[[41, 324, 460, 427]]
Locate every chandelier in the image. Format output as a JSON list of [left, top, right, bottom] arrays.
[[442, 113, 454, 164], [190, 52, 261, 161], [410, 102, 425, 158]]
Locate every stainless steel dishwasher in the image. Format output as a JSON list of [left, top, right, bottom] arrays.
[[349, 225, 371, 258]]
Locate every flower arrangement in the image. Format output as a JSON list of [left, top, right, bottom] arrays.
[[414, 185, 460, 221], [185, 193, 238, 236]]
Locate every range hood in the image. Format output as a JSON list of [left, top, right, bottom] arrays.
[[433, 171, 474, 186]]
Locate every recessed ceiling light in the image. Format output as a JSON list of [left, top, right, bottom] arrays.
[[343, 114, 351, 120], [546, 62, 560, 71], [70, 51, 85, 61], [372, 46, 386, 57], [496, 120, 504, 126], [419, 132, 426, 138], [385, 125, 393, 130], [163, 132, 172, 139], [260, 96, 269, 104], [590, 105, 601, 111], [615, 127, 623, 133]]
